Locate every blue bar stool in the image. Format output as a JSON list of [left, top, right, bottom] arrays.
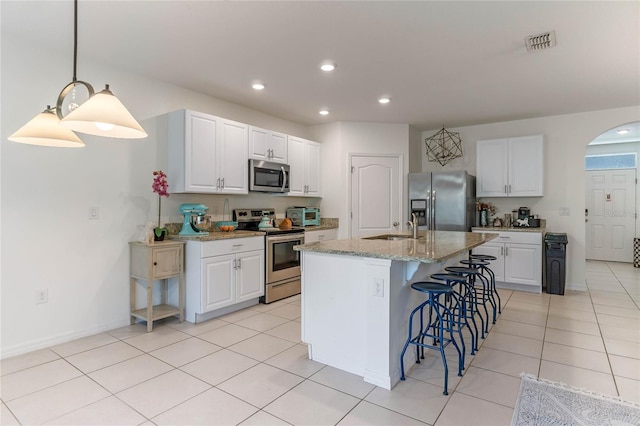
[[430, 272, 476, 359], [470, 254, 501, 316], [399, 281, 463, 395], [458, 259, 495, 333], [445, 266, 486, 342]]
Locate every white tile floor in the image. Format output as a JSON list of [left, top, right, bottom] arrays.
[[2, 260, 639, 425]]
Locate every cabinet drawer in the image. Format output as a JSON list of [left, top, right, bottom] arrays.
[[202, 236, 264, 258], [474, 230, 541, 245], [305, 228, 337, 243]]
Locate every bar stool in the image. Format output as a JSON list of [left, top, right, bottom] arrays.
[[399, 281, 463, 395], [430, 272, 476, 359], [444, 266, 484, 345], [458, 259, 495, 333], [470, 254, 502, 316]]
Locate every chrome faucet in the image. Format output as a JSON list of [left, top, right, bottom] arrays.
[[406, 213, 418, 239]]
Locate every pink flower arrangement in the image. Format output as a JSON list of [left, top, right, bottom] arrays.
[[152, 170, 169, 234]]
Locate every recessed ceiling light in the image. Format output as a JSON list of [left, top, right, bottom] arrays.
[[378, 97, 391, 104], [319, 109, 329, 116], [252, 82, 265, 90], [617, 129, 630, 135], [320, 62, 336, 72]]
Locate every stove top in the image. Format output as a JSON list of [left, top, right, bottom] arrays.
[[233, 208, 304, 235]]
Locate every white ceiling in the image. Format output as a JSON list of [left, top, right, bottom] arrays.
[[2, 1, 639, 135]]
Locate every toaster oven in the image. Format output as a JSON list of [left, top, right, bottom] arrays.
[[286, 207, 320, 226]]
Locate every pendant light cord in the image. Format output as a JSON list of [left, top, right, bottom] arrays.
[[72, 0, 78, 82]]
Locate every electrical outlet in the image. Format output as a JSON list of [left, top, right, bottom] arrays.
[[559, 207, 570, 216], [88, 206, 99, 220], [35, 289, 48, 304], [373, 278, 384, 297]]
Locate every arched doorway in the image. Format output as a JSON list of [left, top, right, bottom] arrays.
[[585, 121, 640, 262]]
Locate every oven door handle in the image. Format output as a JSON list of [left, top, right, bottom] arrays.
[[281, 166, 287, 192], [267, 233, 305, 243]]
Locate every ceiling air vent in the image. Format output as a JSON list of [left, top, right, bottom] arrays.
[[525, 31, 556, 52]]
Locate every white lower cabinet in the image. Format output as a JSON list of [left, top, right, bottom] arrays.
[[304, 228, 338, 243], [185, 237, 264, 322], [472, 230, 542, 292]]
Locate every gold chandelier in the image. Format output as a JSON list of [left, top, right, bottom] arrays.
[[425, 127, 463, 166]]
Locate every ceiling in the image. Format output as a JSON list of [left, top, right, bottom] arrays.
[[2, 1, 639, 135]]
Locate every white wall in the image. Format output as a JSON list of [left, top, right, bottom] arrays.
[[420, 107, 640, 291], [310, 122, 410, 239], [0, 35, 315, 358]]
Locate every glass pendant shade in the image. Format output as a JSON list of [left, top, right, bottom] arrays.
[[8, 107, 85, 148], [59, 85, 147, 139]]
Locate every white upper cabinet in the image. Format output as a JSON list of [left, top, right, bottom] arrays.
[[476, 135, 543, 197], [249, 126, 287, 164], [168, 110, 248, 194], [287, 136, 322, 197]]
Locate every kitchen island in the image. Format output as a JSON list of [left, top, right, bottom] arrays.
[[294, 230, 497, 390]]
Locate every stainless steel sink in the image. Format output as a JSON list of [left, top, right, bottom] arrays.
[[363, 234, 413, 241]]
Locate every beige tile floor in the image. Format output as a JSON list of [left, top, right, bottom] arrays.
[[2, 259, 639, 425]]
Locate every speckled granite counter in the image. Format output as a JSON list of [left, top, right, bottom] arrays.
[[471, 226, 545, 233], [295, 230, 497, 263], [168, 230, 264, 242]]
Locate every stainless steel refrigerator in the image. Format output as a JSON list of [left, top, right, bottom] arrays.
[[408, 171, 476, 231]]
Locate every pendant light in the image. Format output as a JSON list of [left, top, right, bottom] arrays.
[[8, 106, 85, 148], [8, 0, 146, 147]]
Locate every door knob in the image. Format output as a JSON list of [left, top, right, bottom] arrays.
[[393, 222, 399, 226]]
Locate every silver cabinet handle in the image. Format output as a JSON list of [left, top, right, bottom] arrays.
[[508, 185, 511, 194], [505, 247, 509, 256], [501, 246, 504, 256], [221, 178, 225, 189], [237, 258, 241, 269], [233, 259, 237, 269], [216, 178, 221, 189], [504, 185, 507, 194]]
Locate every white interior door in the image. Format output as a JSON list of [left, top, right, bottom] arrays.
[[585, 169, 636, 262], [350, 155, 402, 238]]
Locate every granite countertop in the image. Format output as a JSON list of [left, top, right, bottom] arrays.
[[168, 230, 264, 242], [471, 226, 546, 233], [294, 230, 498, 264]]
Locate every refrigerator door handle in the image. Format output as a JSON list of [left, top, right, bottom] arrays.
[[426, 190, 431, 230], [431, 190, 436, 229]]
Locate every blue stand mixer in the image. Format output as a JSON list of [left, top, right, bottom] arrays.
[[179, 203, 209, 236]]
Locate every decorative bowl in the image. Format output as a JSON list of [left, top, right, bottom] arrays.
[[215, 221, 238, 232]]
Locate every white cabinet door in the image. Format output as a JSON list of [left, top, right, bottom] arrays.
[[305, 140, 322, 197], [472, 242, 505, 282], [202, 254, 235, 312], [476, 135, 543, 197], [236, 250, 265, 302], [249, 126, 269, 161], [508, 135, 544, 197], [476, 139, 508, 197], [218, 119, 248, 194], [287, 136, 322, 197], [505, 243, 542, 287], [249, 127, 288, 163], [168, 110, 219, 193], [304, 228, 338, 243], [270, 132, 288, 163], [288, 136, 306, 196]]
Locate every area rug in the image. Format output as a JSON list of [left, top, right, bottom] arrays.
[[511, 373, 640, 426]]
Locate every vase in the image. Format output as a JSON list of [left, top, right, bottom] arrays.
[[153, 228, 167, 242], [480, 210, 488, 227]]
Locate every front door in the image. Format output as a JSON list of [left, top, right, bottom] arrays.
[[585, 168, 636, 262], [350, 154, 403, 238]]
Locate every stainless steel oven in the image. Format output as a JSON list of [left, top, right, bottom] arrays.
[[265, 232, 304, 303], [233, 208, 304, 303]]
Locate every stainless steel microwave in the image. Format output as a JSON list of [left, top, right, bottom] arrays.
[[249, 159, 290, 193]]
